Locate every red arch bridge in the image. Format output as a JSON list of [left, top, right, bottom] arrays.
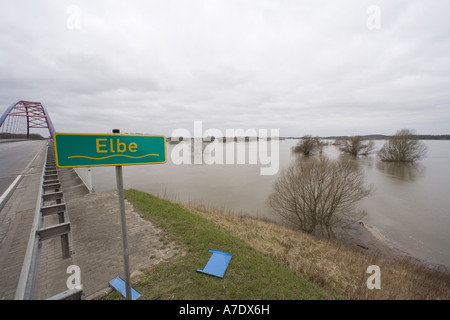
[[0, 100, 56, 139]]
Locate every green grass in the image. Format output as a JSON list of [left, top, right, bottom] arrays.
[[108, 189, 335, 300]]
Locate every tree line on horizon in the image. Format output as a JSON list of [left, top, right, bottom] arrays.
[[321, 134, 450, 140], [0, 132, 45, 140]]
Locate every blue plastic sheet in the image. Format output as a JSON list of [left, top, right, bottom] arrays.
[[197, 249, 232, 278], [109, 276, 142, 300]]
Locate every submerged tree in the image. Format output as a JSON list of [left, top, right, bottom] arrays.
[[292, 135, 321, 156], [267, 157, 373, 238], [340, 136, 375, 156], [378, 129, 427, 162]]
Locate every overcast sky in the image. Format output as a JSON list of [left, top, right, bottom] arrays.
[[1, 0, 449, 137]]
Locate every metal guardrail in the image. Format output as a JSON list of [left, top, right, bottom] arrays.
[[14, 141, 83, 300]]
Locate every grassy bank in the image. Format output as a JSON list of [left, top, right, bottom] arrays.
[[109, 189, 449, 300], [114, 189, 333, 300], [188, 204, 450, 300]]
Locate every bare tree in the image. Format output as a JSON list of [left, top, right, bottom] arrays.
[[267, 157, 372, 238], [292, 135, 321, 156], [378, 129, 427, 162], [340, 136, 375, 156]]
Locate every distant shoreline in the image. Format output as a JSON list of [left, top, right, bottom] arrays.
[[165, 134, 450, 142], [294, 134, 450, 140]]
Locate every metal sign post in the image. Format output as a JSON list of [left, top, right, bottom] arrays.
[[54, 130, 166, 300], [112, 129, 132, 300]]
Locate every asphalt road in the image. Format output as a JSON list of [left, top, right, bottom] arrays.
[[0, 140, 47, 196]]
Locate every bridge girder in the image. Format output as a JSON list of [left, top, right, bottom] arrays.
[[0, 100, 56, 138]]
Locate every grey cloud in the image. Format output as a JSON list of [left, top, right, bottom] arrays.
[[1, 0, 449, 137]]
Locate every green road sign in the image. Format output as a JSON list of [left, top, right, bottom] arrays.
[[54, 133, 166, 167]]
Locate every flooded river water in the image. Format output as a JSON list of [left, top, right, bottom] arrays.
[[84, 139, 450, 269]]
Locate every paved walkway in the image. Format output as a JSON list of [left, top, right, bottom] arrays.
[[37, 168, 180, 299], [0, 148, 180, 299]]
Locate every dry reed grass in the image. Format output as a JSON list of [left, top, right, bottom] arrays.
[[186, 204, 450, 300]]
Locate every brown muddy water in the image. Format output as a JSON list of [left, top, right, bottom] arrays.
[[82, 139, 450, 269]]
